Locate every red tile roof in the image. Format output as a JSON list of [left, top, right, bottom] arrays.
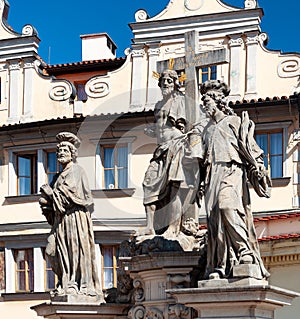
[[259, 233, 300, 241], [254, 213, 300, 222], [45, 57, 126, 70]]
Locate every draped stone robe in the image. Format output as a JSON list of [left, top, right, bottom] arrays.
[[46, 163, 102, 296], [201, 112, 269, 279]]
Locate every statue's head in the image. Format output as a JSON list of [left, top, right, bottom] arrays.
[[56, 132, 81, 164], [200, 80, 234, 117], [158, 69, 180, 96]]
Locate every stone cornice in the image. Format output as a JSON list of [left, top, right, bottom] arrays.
[[262, 254, 300, 267]]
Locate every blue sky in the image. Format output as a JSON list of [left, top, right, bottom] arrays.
[[6, 0, 300, 65]]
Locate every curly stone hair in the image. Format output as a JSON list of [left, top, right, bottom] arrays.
[[200, 80, 235, 115]]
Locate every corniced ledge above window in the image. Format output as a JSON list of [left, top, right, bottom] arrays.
[[92, 188, 135, 198]]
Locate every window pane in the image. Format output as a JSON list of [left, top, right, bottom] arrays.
[[16, 250, 26, 269], [256, 134, 268, 154], [104, 170, 115, 189], [27, 250, 34, 291], [47, 152, 57, 172], [211, 65, 217, 80], [256, 134, 268, 168], [46, 270, 56, 290], [18, 156, 31, 176], [17, 271, 26, 291], [103, 248, 113, 267], [118, 168, 128, 188], [104, 268, 114, 289], [19, 177, 31, 195], [117, 147, 128, 167], [104, 147, 114, 169], [270, 155, 283, 178], [117, 147, 128, 188], [270, 133, 282, 155]]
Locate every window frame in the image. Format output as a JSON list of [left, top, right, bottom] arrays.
[[198, 65, 217, 84], [255, 129, 284, 179], [7, 143, 57, 197], [94, 137, 135, 190], [14, 248, 34, 293], [254, 121, 291, 179], [101, 245, 118, 290], [16, 151, 37, 195], [101, 143, 129, 190]]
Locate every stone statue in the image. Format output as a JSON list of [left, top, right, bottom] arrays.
[[39, 132, 104, 302], [139, 69, 201, 242], [199, 80, 271, 280]]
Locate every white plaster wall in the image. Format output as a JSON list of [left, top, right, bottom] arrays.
[[0, 301, 45, 319], [255, 46, 300, 98], [268, 265, 300, 319]]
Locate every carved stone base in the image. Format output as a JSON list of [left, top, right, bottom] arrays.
[[232, 263, 262, 279], [50, 293, 104, 304], [167, 282, 300, 319], [122, 251, 201, 319]]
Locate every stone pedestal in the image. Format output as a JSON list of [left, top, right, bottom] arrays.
[[167, 278, 300, 319], [122, 251, 201, 319], [31, 302, 128, 319]]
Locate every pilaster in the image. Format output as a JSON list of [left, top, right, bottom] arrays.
[[34, 247, 45, 292], [7, 59, 21, 122], [22, 58, 35, 119], [8, 150, 16, 196], [37, 148, 46, 190], [244, 32, 267, 99], [146, 44, 161, 109], [5, 247, 15, 293], [130, 46, 146, 111], [228, 36, 243, 101]]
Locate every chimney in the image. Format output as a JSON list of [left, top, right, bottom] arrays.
[[80, 33, 117, 61]]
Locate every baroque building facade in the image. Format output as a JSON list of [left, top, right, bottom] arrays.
[[0, 0, 299, 318]]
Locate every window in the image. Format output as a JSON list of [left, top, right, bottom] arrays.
[[101, 144, 128, 189], [14, 249, 34, 292], [44, 252, 56, 291], [17, 153, 37, 195], [75, 82, 88, 102], [198, 65, 217, 83], [46, 151, 60, 185], [256, 131, 283, 178], [101, 246, 118, 289]]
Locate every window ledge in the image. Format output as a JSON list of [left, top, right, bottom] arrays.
[[1, 292, 50, 302], [249, 177, 291, 189], [271, 177, 291, 187], [4, 194, 40, 204], [92, 188, 135, 198], [248, 177, 291, 189]]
